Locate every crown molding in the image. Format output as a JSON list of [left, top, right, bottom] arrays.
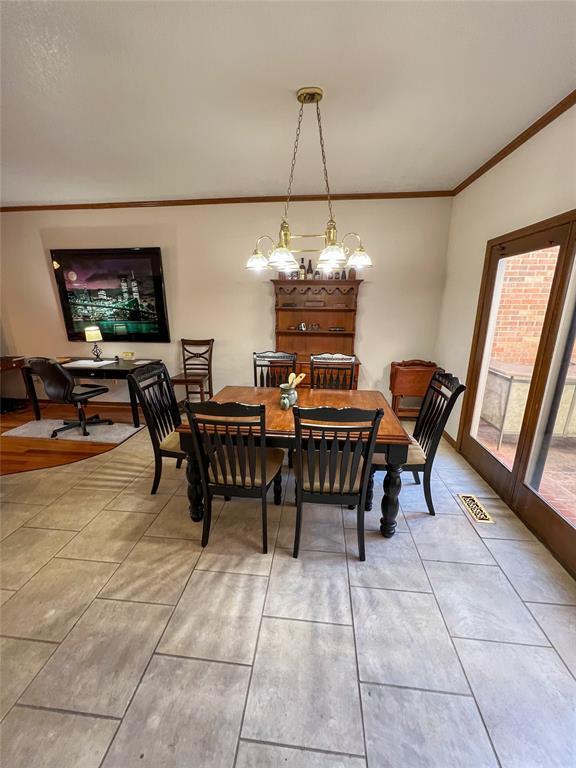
[[452, 88, 576, 195], [1, 89, 574, 213], [0, 190, 453, 212]]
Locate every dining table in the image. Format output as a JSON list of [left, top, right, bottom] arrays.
[[177, 386, 411, 538]]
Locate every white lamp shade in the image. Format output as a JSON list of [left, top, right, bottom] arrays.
[[268, 247, 298, 270], [318, 244, 347, 268], [346, 247, 373, 269], [246, 250, 270, 271], [85, 326, 103, 342]]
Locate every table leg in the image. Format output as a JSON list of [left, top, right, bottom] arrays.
[[365, 467, 375, 512], [186, 455, 204, 522], [22, 367, 41, 420], [380, 463, 402, 538], [127, 379, 140, 427]]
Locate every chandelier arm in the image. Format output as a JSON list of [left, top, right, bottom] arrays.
[[341, 232, 362, 247], [316, 102, 334, 222], [283, 102, 304, 223], [256, 234, 276, 253]]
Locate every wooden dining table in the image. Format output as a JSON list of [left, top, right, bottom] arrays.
[[177, 386, 411, 538]]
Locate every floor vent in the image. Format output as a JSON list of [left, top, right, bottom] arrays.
[[457, 494, 494, 524]]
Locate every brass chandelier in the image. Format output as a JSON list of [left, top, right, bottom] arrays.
[[246, 87, 373, 273]]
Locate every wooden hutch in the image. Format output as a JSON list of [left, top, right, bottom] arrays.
[[272, 279, 362, 387]]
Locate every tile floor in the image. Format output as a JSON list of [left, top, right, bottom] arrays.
[[0, 430, 575, 767]]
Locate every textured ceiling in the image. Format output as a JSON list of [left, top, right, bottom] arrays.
[[1, 1, 575, 205]]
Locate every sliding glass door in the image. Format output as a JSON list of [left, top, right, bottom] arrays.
[[460, 211, 576, 572]]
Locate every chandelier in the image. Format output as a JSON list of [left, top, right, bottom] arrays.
[[246, 87, 373, 273]]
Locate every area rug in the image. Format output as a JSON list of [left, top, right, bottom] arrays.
[[457, 494, 495, 524], [2, 419, 144, 445]]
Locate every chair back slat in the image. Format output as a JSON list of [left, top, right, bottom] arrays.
[[339, 433, 352, 490], [310, 354, 356, 390], [185, 401, 266, 491], [293, 406, 383, 498], [128, 364, 182, 447], [253, 351, 297, 388], [413, 372, 466, 459]]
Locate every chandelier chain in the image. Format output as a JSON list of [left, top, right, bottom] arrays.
[[283, 101, 304, 222], [316, 102, 334, 222]]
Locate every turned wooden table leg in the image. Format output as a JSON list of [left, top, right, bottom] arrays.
[[186, 455, 204, 522], [380, 463, 402, 538], [273, 471, 283, 505], [365, 467, 375, 512]]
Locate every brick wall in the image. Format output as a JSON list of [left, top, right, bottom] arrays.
[[491, 248, 559, 366]]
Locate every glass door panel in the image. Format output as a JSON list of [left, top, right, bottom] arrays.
[[526, 258, 576, 526], [470, 246, 560, 469]]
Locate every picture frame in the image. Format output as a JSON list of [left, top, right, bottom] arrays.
[[50, 247, 171, 343]]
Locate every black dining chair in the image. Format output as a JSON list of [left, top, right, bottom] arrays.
[[310, 353, 356, 390], [25, 357, 113, 438], [292, 405, 383, 560], [127, 363, 186, 494], [185, 401, 285, 553], [253, 351, 297, 387], [370, 371, 466, 516]]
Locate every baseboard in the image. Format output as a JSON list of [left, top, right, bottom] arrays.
[[442, 430, 459, 450]]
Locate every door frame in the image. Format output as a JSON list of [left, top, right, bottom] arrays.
[[458, 208, 576, 574]]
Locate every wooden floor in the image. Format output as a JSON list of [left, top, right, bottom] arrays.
[[0, 403, 139, 475]]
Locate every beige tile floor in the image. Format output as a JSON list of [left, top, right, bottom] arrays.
[[1, 429, 575, 768]]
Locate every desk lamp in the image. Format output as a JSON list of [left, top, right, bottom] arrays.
[[85, 326, 103, 360]]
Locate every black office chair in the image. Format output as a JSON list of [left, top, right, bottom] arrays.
[[25, 357, 113, 438]]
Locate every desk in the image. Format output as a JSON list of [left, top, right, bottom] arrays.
[[22, 358, 161, 427], [178, 386, 410, 538]]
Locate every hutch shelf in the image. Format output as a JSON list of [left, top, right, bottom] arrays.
[[272, 279, 362, 388]]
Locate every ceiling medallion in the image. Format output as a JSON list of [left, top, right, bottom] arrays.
[[246, 87, 373, 273]]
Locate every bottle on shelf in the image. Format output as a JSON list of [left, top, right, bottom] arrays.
[[348, 267, 357, 279], [314, 268, 321, 280], [299, 257, 306, 280], [340, 269, 346, 280], [334, 271, 340, 280], [328, 270, 334, 279], [306, 259, 314, 278]]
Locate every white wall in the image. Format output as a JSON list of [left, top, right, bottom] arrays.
[[435, 106, 576, 439], [0, 198, 452, 400]]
